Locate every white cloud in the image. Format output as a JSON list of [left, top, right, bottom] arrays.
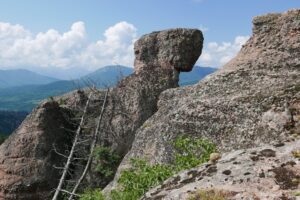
[[0, 21, 137, 71], [77, 21, 136, 69], [197, 35, 249, 68], [0, 21, 248, 72]]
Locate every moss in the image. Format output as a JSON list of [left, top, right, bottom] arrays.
[[293, 191, 300, 196], [188, 189, 231, 200], [292, 150, 300, 158]]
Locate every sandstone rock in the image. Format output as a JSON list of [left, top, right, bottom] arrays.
[[110, 9, 300, 192], [143, 139, 300, 200]]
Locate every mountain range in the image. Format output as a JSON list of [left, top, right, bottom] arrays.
[[0, 65, 216, 111], [0, 69, 58, 88]]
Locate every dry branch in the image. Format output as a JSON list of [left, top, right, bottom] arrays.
[[68, 89, 109, 200], [52, 91, 93, 200]]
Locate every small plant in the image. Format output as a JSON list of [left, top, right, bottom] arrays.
[[294, 191, 300, 196], [111, 159, 173, 200], [58, 98, 66, 105], [292, 150, 300, 158], [80, 189, 105, 200], [93, 146, 121, 183], [188, 189, 227, 200], [173, 136, 217, 171]]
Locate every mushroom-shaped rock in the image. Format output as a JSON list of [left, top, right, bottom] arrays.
[[134, 28, 203, 73]]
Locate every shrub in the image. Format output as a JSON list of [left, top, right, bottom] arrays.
[[111, 159, 173, 200], [173, 136, 216, 171], [110, 136, 216, 200], [93, 146, 121, 183], [81, 136, 216, 200]]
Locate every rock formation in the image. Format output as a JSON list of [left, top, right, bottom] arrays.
[[0, 28, 203, 199], [100, 28, 203, 157], [0, 101, 74, 200], [108, 9, 300, 197]]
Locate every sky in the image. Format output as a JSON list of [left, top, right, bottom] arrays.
[[0, 0, 299, 79]]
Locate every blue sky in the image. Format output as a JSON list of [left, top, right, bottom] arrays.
[[0, 0, 299, 78]]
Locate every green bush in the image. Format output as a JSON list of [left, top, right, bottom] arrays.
[[110, 136, 216, 200], [80, 136, 216, 200], [93, 146, 121, 183], [174, 136, 216, 170], [111, 159, 173, 200]]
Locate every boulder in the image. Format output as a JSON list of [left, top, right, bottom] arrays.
[[0, 101, 73, 200], [134, 28, 203, 73]]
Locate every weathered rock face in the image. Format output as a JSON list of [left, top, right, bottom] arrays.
[[111, 9, 300, 191], [143, 139, 300, 200], [99, 28, 203, 156], [0, 101, 73, 200]]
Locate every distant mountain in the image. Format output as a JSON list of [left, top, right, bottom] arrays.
[[81, 65, 133, 86], [0, 66, 133, 111], [0, 69, 58, 88], [179, 66, 217, 86], [0, 65, 217, 111], [0, 111, 28, 134]]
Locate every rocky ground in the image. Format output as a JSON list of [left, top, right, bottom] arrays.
[[143, 138, 300, 200]]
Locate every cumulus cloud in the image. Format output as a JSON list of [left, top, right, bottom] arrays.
[[0, 21, 137, 71], [197, 35, 249, 68]]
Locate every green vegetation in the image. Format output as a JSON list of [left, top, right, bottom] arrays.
[[173, 136, 216, 170], [110, 159, 174, 200], [80, 136, 216, 200], [80, 190, 105, 200], [294, 191, 300, 197], [93, 146, 121, 184]]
